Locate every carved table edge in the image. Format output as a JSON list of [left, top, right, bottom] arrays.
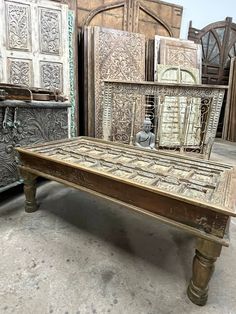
[[18, 165, 230, 247]]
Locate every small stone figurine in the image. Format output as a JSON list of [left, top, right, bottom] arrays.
[[135, 118, 156, 150]]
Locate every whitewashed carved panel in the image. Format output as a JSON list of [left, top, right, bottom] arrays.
[[5, 1, 31, 50], [92, 27, 146, 138], [39, 7, 61, 55], [40, 61, 63, 90], [8, 58, 32, 86]]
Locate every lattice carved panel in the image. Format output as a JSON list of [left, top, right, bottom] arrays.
[[39, 7, 61, 55], [5, 1, 31, 50]]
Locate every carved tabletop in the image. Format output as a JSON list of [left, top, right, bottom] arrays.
[[16, 137, 236, 306]]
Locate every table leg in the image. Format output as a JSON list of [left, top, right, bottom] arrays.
[[20, 169, 38, 213], [187, 238, 222, 306]]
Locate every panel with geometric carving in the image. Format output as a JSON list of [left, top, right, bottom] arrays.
[[39, 7, 61, 55], [5, 1, 31, 51]]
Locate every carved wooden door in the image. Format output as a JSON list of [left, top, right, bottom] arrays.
[[0, 0, 69, 96], [78, 0, 182, 38]]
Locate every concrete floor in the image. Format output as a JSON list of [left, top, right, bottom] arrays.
[[0, 140, 236, 314]]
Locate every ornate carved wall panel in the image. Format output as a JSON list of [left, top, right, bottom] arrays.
[[102, 80, 226, 159], [0, 103, 69, 192], [86, 26, 146, 138], [0, 0, 69, 95]]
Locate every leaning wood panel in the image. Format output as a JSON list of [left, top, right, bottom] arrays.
[[91, 26, 146, 138]]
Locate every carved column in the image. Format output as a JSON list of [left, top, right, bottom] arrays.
[[187, 238, 222, 306], [20, 169, 38, 213]]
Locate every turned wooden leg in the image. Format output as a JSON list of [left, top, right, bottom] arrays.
[[187, 238, 222, 306], [20, 169, 38, 213]]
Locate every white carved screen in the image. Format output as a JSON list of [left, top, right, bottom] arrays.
[[0, 0, 69, 97]]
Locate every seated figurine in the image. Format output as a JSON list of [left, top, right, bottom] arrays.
[[135, 118, 156, 150]]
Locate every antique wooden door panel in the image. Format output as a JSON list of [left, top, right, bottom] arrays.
[[154, 36, 202, 78], [0, 0, 69, 96], [77, 0, 182, 38], [156, 65, 201, 147], [89, 26, 146, 138]]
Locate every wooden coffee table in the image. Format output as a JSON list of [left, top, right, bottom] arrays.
[[16, 137, 236, 306]]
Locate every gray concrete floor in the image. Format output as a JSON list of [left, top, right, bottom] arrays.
[[0, 140, 236, 314]]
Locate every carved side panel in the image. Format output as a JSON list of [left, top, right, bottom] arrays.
[[93, 27, 145, 138], [8, 58, 32, 86], [16, 108, 68, 146], [0, 107, 19, 188], [39, 7, 61, 55], [40, 61, 63, 91], [0, 105, 68, 191], [5, 1, 31, 50]]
